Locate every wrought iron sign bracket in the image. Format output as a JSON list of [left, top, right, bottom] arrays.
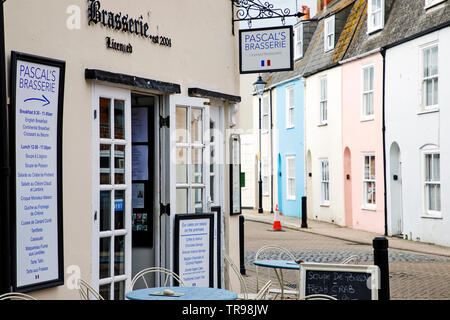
[[231, 0, 305, 34]]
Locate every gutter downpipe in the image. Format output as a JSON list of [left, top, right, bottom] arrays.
[[381, 47, 388, 237], [0, 0, 11, 293]]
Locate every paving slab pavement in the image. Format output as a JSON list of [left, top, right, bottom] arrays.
[[243, 209, 450, 258]]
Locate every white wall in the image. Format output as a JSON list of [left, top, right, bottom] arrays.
[[385, 28, 450, 247], [305, 67, 345, 226]]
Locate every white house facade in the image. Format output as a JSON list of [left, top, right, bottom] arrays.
[[385, 26, 450, 247]]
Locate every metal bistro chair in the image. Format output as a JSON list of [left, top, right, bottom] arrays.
[[131, 267, 185, 290], [255, 244, 300, 299], [0, 292, 37, 300], [341, 255, 360, 264], [224, 254, 272, 300], [77, 278, 104, 300], [301, 294, 338, 300]]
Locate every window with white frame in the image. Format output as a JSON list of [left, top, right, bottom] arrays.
[[425, 0, 447, 9], [422, 44, 438, 109], [368, 0, 384, 33], [320, 76, 328, 124], [262, 157, 269, 196], [424, 151, 441, 214], [262, 95, 270, 133], [286, 86, 295, 128], [362, 65, 374, 119], [324, 15, 335, 52], [175, 106, 206, 214], [363, 154, 376, 208], [320, 159, 329, 205], [294, 23, 303, 59], [286, 156, 296, 200]]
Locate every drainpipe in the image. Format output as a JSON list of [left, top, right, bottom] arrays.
[[381, 48, 388, 237], [0, 0, 11, 293], [269, 88, 274, 214]]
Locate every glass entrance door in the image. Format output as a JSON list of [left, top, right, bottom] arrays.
[[93, 85, 131, 300], [175, 105, 210, 213]]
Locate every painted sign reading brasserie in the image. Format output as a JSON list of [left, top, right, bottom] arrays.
[[87, 0, 172, 52]]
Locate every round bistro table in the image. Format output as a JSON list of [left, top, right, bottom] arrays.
[[126, 286, 238, 300]]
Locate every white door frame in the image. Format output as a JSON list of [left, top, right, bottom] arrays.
[[167, 95, 209, 274], [91, 83, 132, 299]]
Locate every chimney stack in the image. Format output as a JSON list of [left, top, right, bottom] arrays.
[[301, 5, 311, 20], [317, 0, 336, 14]]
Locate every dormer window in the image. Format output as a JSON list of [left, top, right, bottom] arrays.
[[425, 0, 447, 9], [324, 15, 335, 52], [368, 0, 384, 33], [294, 23, 303, 59]]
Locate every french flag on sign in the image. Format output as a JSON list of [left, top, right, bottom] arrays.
[[261, 60, 271, 67]]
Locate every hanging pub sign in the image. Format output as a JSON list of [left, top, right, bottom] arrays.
[[239, 25, 293, 74], [229, 134, 241, 215], [10, 52, 65, 292], [174, 214, 215, 287]]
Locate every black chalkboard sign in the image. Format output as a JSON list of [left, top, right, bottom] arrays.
[[299, 263, 379, 300]]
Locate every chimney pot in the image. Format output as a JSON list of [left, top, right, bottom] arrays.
[[301, 5, 311, 20]]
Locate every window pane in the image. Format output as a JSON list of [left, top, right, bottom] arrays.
[[428, 185, 435, 211], [176, 188, 188, 213], [114, 236, 125, 276], [114, 190, 125, 230], [425, 154, 432, 181], [370, 156, 376, 179], [431, 46, 438, 76], [114, 281, 125, 301], [176, 148, 188, 184], [435, 184, 441, 211], [114, 145, 125, 184], [100, 98, 111, 139], [176, 107, 187, 143], [191, 188, 203, 213], [100, 144, 111, 184], [191, 108, 203, 144], [114, 99, 125, 139], [433, 78, 438, 105], [423, 49, 430, 78], [433, 154, 440, 181], [191, 148, 203, 184], [100, 191, 111, 231], [99, 284, 111, 300], [99, 237, 111, 279]]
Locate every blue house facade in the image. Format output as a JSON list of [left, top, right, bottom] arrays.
[[276, 79, 305, 218]]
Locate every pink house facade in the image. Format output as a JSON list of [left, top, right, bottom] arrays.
[[341, 53, 385, 234]]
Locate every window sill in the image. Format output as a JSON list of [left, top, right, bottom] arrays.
[[361, 206, 376, 211], [360, 117, 374, 123], [318, 123, 328, 127], [320, 203, 330, 207], [421, 213, 443, 219], [425, 0, 447, 11], [287, 198, 296, 201], [417, 107, 439, 115], [286, 126, 295, 130], [367, 26, 383, 35]]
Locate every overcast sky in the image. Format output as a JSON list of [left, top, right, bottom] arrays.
[[238, 0, 317, 29]]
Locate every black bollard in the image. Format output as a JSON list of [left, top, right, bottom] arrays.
[[373, 237, 390, 300], [239, 215, 246, 275], [301, 196, 308, 228]]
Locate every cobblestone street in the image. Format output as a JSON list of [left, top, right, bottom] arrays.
[[239, 218, 450, 300]]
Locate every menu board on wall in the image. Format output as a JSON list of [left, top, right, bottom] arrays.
[[10, 52, 65, 291], [174, 214, 214, 287]]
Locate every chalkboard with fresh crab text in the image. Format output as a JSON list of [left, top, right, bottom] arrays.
[[299, 263, 380, 300]]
